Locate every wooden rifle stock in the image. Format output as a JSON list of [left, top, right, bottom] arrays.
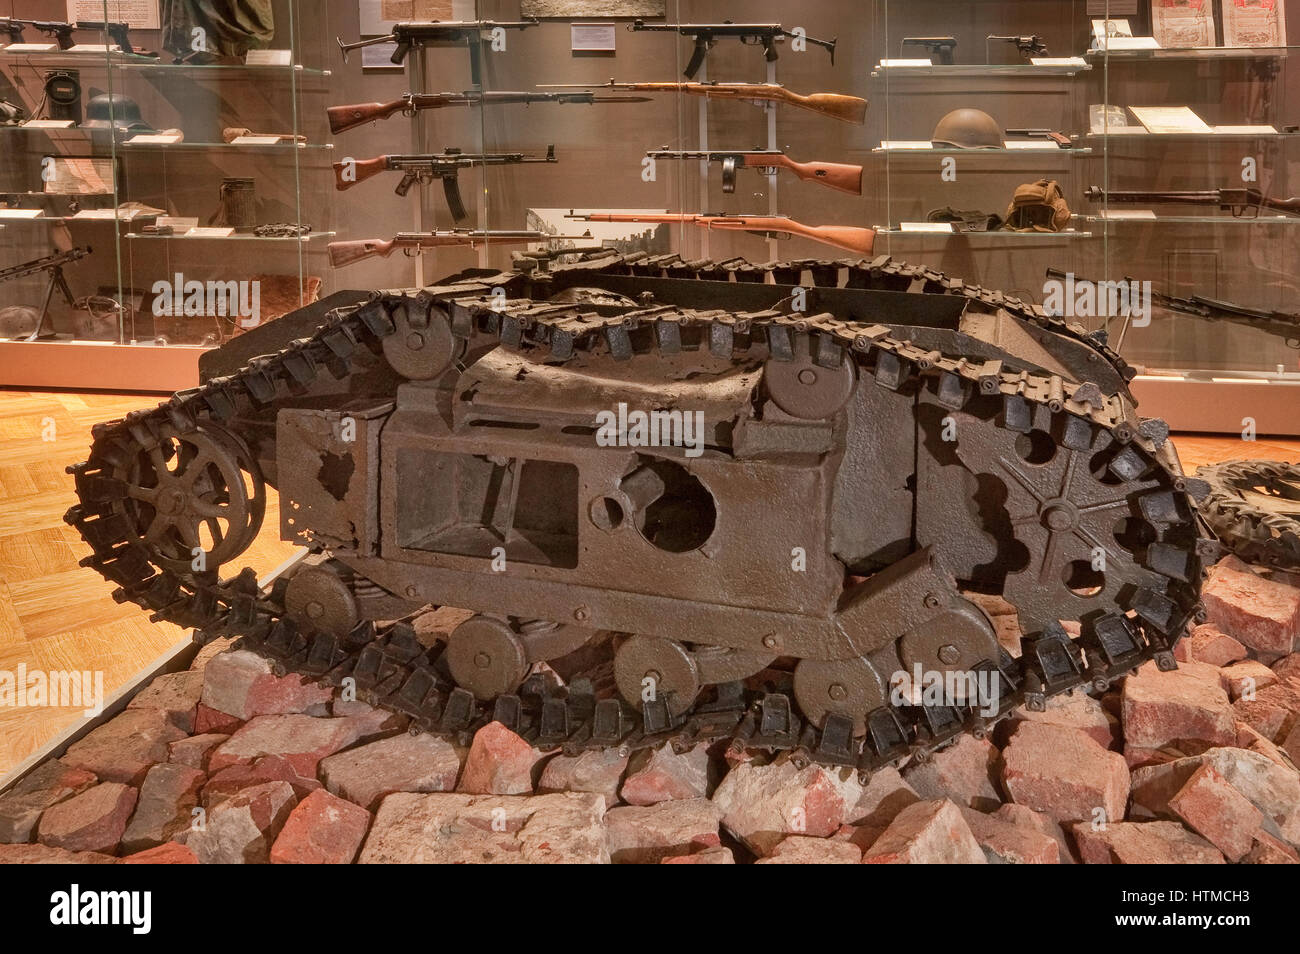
[[711, 216, 875, 255], [327, 100, 409, 134], [328, 238, 399, 267], [786, 91, 868, 125], [333, 156, 391, 191], [763, 155, 863, 194]]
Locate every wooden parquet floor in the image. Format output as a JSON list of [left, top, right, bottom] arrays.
[[0, 389, 1297, 776]]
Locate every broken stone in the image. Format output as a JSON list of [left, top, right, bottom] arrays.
[[903, 734, 1001, 811], [1232, 678, 1300, 742], [842, 765, 920, 849], [1168, 763, 1263, 862], [1001, 721, 1130, 825], [1006, 691, 1118, 750], [755, 835, 863, 864], [0, 759, 98, 843], [1182, 625, 1249, 667], [1236, 722, 1296, 770], [619, 742, 711, 806], [62, 709, 187, 785], [189, 636, 235, 671], [1274, 654, 1300, 682], [121, 763, 205, 853], [711, 757, 862, 856], [1121, 659, 1237, 751], [605, 798, 723, 863], [862, 799, 987, 864], [202, 756, 322, 808], [270, 789, 371, 864], [359, 791, 608, 864], [1130, 747, 1300, 826], [1202, 558, 1300, 657], [188, 780, 297, 864], [121, 841, 198, 864], [193, 705, 243, 735], [1247, 831, 1300, 864], [0, 843, 115, 863], [320, 732, 461, 810], [958, 805, 1060, 863], [457, 721, 549, 796], [661, 845, 735, 864], [37, 782, 137, 855], [200, 649, 333, 721], [1283, 723, 1300, 767], [208, 714, 369, 777], [993, 803, 1076, 863], [329, 698, 408, 741], [537, 748, 629, 806], [127, 670, 205, 734], [167, 733, 229, 771], [1222, 660, 1280, 701], [1072, 821, 1225, 864]]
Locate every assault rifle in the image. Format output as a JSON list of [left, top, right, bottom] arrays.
[[0, 246, 92, 341], [1047, 267, 1300, 348], [987, 34, 1049, 59], [644, 148, 862, 195], [327, 90, 650, 134], [1083, 186, 1300, 218], [333, 146, 557, 220], [901, 37, 957, 65], [4, 18, 75, 49], [629, 21, 836, 78], [337, 19, 539, 83], [328, 229, 589, 267], [76, 21, 147, 56], [538, 80, 868, 125], [565, 212, 876, 256]]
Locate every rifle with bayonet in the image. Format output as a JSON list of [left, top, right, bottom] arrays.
[[629, 21, 836, 79], [1046, 267, 1300, 348], [645, 148, 862, 195], [333, 146, 557, 220], [1083, 186, 1300, 218], [327, 89, 650, 134], [0, 246, 91, 341], [2, 18, 74, 49], [901, 37, 957, 65], [538, 80, 868, 125], [987, 35, 1049, 59], [565, 211, 875, 256], [337, 19, 538, 83], [328, 229, 589, 267], [76, 21, 151, 56]]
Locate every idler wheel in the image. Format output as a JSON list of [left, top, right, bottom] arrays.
[[763, 335, 856, 420], [793, 656, 886, 736], [613, 634, 700, 717], [283, 564, 359, 639], [445, 615, 529, 700], [381, 299, 463, 381]]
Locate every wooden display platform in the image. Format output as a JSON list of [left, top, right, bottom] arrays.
[[0, 340, 202, 393]]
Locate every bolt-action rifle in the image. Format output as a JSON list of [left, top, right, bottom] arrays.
[[4, 18, 75, 49], [538, 80, 868, 125], [645, 148, 862, 195], [328, 229, 589, 268], [1084, 186, 1300, 218], [0, 246, 92, 341], [333, 146, 557, 220], [901, 37, 957, 65], [987, 35, 1049, 59], [629, 21, 836, 79], [1047, 267, 1300, 348], [565, 211, 876, 256], [326, 89, 650, 134], [336, 19, 539, 83]]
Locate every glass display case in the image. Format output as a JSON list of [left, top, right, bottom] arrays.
[[0, 0, 332, 388]]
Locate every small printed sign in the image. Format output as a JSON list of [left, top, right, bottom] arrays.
[[571, 23, 616, 52]]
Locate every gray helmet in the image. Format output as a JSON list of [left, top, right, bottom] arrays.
[[82, 93, 152, 134], [931, 108, 1002, 149]]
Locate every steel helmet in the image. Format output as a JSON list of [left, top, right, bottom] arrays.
[[931, 108, 1003, 149], [82, 92, 151, 133]]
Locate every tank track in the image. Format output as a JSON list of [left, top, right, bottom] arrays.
[[66, 254, 1210, 777], [1196, 460, 1300, 570]]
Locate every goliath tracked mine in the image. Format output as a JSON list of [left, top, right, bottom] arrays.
[[67, 253, 1218, 775]]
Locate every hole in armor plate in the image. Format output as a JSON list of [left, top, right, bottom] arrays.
[[632, 458, 717, 554], [1014, 429, 1056, 465], [1062, 559, 1105, 597]]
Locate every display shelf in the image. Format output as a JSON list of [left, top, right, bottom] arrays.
[[1083, 131, 1300, 141], [0, 49, 330, 76], [879, 226, 1093, 239], [872, 62, 1091, 77], [119, 141, 334, 152], [1075, 214, 1300, 225], [873, 144, 1090, 155], [123, 231, 336, 241], [1086, 46, 1298, 61]]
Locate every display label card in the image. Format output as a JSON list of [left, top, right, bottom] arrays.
[[228, 135, 285, 145], [67, 44, 113, 54], [1005, 140, 1058, 149], [2, 43, 58, 53], [22, 119, 75, 128], [156, 217, 200, 231], [1031, 56, 1089, 67], [66, 1, 160, 30], [571, 23, 616, 52], [1107, 36, 1163, 49], [899, 222, 954, 233], [1101, 210, 1159, 219], [879, 58, 935, 68], [71, 209, 122, 219], [1130, 105, 1212, 133], [127, 133, 185, 145], [246, 49, 292, 66], [184, 227, 236, 238], [0, 208, 43, 219], [879, 140, 934, 150], [360, 42, 403, 71], [1213, 124, 1280, 135]]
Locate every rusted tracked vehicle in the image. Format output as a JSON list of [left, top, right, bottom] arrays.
[[67, 253, 1216, 773]]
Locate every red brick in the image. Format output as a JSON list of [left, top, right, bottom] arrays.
[[457, 721, 548, 796], [0, 759, 98, 843], [166, 733, 228, 771], [120, 841, 198, 864], [1008, 691, 1117, 750], [1167, 763, 1263, 861], [188, 780, 297, 864], [1122, 660, 1237, 750], [1202, 558, 1300, 656], [193, 704, 243, 735], [1072, 820, 1225, 864], [619, 742, 710, 806], [321, 733, 461, 810], [1222, 661, 1280, 700], [959, 805, 1060, 863], [863, 799, 986, 864], [62, 709, 186, 786], [200, 649, 332, 720], [1182, 625, 1249, 667], [1001, 722, 1129, 825], [605, 798, 722, 863], [202, 755, 321, 808], [755, 835, 862, 864], [121, 763, 205, 852], [37, 782, 137, 855], [902, 734, 1001, 810], [270, 789, 371, 864], [711, 757, 862, 856], [127, 670, 205, 733], [208, 714, 369, 777]]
